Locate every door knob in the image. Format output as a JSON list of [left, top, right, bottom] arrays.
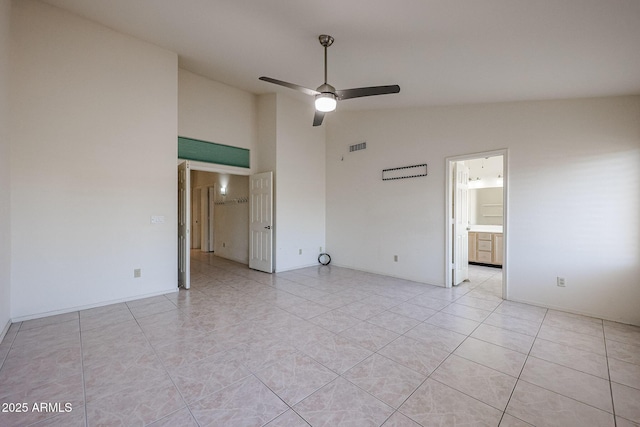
[[264, 225, 272, 229]]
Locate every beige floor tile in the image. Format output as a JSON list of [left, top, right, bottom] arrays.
[[0, 373, 85, 427], [86, 374, 184, 427], [294, 377, 393, 427], [493, 301, 547, 323], [378, 335, 450, 376], [607, 339, 640, 365], [530, 338, 609, 378], [537, 323, 606, 355], [167, 350, 251, 403], [190, 375, 288, 427], [381, 411, 422, 426], [399, 378, 502, 426], [471, 323, 535, 354], [612, 382, 640, 424], [454, 337, 527, 377], [404, 322, 467, 352], [424, 311, 481, 335], [339, 322, 400, 351], [255, 352, 338, 406], [520, 356, 613, 412], [431, 355, 517, 410], [506, 381, 614, 427], [387, 302, 437, 321], [147, 407, 199, 427], [19, 312, 79, 331], [500, 413, 534, 426], [297, 333, 372, 374], [604, 321, 640, 346], [616, 416, 640, 427], [408, 294, 452, 310], [609, 358, 640, 389], [543, 311, 604, 337], [455, 295, 502, 311], [264, 409, 311, 427], [343, 354, 426, 408], [484, 312, 541, 336], [365, 311, 421, 334], [441, 303, 493, 322], [308, 309, 362, 333]]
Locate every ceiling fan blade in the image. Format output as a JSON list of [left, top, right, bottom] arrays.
[[335, 85, 400, 100], [259, 76, 320, 96], [313, 110, 325, 127]]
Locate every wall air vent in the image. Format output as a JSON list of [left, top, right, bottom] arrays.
[[349, 142, 367, 152]]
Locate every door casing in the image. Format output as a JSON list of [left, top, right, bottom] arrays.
[[445, 149, 508, 299]]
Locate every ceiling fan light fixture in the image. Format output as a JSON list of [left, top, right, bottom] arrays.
[[315, 92, 337, 112]]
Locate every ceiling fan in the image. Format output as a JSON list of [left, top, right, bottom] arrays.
[[259, 35, 400, 126]]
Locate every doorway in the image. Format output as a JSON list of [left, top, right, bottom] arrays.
[[190, 169, 250, 264], [445, 150, 508, 299], [177, 160, 253, 289]]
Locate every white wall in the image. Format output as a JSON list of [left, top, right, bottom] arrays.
[[0, 0, 11, 336], [326, 96, 640, 325], [178, 69, 257, 172], [274, 95, 326, 271], [10, 1, 178, 320]]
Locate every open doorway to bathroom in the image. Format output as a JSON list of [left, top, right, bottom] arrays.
[[446, 149, 507, 299]]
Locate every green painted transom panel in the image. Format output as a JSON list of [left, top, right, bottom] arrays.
[[178, 136, 250, 168]]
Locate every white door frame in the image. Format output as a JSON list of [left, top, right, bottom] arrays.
[[206, 186, 215, 252], [177, 159, 253, 280], [445, 149, 509, 299]]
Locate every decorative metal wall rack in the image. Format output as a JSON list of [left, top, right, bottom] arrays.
[[382, 164, 428, 181], [214, 197, 249, 205]]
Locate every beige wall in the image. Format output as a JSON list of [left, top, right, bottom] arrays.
[[179, 69, 258, 173], [327, 96, 640, 325], [0, 0, 11, 335], [10, 1, 178, 320]]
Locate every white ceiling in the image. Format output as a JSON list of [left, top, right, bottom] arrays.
[[42, 0, 640, 110]]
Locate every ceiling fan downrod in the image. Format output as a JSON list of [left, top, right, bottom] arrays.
[[319, 35, 334, 84]]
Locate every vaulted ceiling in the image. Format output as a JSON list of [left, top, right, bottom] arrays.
[[42, 0, 640, 110]]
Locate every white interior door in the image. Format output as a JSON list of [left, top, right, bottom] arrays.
[[249, 171, 273, 273], [178, 161, 191, 289], [453, 161, 469, 285], [192, 187, 201, 249], [207, 186, 215, 252]]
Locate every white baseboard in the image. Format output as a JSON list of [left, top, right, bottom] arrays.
[[0, 319, 11, 343], [11, 288, 178, 323]]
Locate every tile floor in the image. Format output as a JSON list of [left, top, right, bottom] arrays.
[[1, 254, 639, 426]]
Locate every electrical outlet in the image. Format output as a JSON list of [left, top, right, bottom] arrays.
[[394, 255, 398, 262], [557, 277, 566, 287], [319, 246, 323, 253], [134, 269, 141, 278], [299, 249, 302, 255]]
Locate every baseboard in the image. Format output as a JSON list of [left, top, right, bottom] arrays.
[[328, 262, 442, 287], [11, 287, 178, 323], [506, 296, 640, 328], [0, 319, 11, 343]]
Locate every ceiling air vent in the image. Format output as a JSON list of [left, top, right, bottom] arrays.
[[349, 142, 367, 152]]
